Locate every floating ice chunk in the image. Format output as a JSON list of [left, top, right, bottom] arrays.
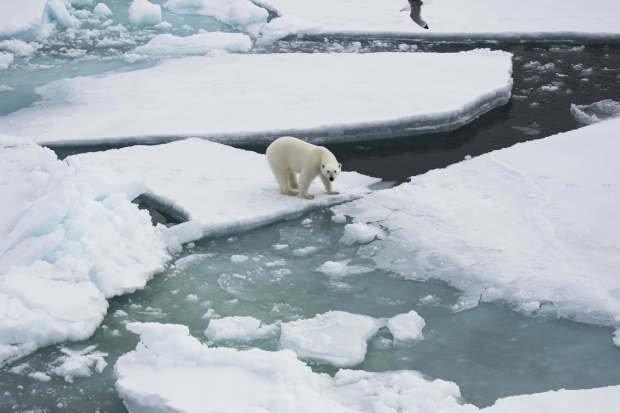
[[0, 50, 512, 145], [333, 117, 620, 328], [51, 345, 108, 383], [69, 0, 94, 6], [482, 385, 620, 413], [0, 39, 39, 56], [339, 222, 384, 245], [129, 0, 162, 26], [0, 52, 13, 70], [28, 371, 51, 382], [133, 32, 252, 57], [614, 329, 620, 347], [293, 246, 318, 257], [570, 99, 620, 125], [331, 214, 347, 224], [93, 3, 113, 17], [280, 311, 384, 367], [0, 0, 50, 37], [387, 310, 426, 343], [315, 259, 373, 277], [0, 137, 169, 365], [164, 0, 268, 35], [230, 254, 249, 263], [452, 294, 482, 313], [205, 316, 278, 342], [117, 322, 478, 413], [46, 0, 80, 28]]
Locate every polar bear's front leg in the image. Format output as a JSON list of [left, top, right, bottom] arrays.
[[298, 168, 317, 200], [320, 174, 339, 195]]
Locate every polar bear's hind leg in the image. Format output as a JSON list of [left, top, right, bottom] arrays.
[[289, 172, 299, 190]]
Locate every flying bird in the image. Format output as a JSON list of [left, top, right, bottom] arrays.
[[401, 0, 429, 29]]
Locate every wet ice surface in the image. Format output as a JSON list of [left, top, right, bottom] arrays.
[[3, 209, 620, 411]]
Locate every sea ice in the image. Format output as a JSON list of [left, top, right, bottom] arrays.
[[0, 0, 49, 37], [257, 0, 620, 44], [482, 386, 620, 413], [339, 222, 384, 245], [570, 99, 620, 125], [0, 136, 170, 365], [315, 259, 373, 277], [46, 0, 80, 28], [68, 138, 380, 238], [0, 52, 13, 70], [332, 117, 620, 328], [164, 0, 269, 36], [205, 316, 278, 342], [132, 31, 252, 57], [116, 322, 479, 413], [93, 3, 113, 17], [0, 50, 513, 145], [387, 310, 425, 343], [128, 0, 162, 26], [279, 311, 385, 367], [50, 345, 108, 383]]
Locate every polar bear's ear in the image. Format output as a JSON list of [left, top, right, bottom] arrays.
[[322, 164, 325, 169], [338, 163, 342, 170]]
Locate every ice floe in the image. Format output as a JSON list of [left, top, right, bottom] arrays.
[[68, 138, 380, 237], [128, 0, 162, 26], [279, 311, 385, 367], [205, 316, 278, 342], [332, 117, 620, 328], [257, 0, 620, 43], [132, 31, 252, 57], [0, 49, 513, 145], [570, 99, 620, 125], [0, 135, 170, 365], [0, 0, 50, 38], [116, 322, 479, 413], [387, 310, 426, 343], [164, 0, 269, 36]]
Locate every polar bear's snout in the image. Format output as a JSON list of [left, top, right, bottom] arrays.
[[329, 177, 334, 181]]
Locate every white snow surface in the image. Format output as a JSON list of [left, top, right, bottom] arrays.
[[116, 322, 479, 413], [0, 50, 513, 145], [68, 138, 381, 237], [279, 311, 385, 367], [570, 99, 620, 125], [332, 117, 620, 327], [164, 0, 269, 36], [205, 316, 278, 342], [257, 0, 620, 43], [133, 31, 252, 56], [128, 0, 162, 26], [0, 136, 170, 366], [482, 385, 620, 413], [0, 0, 48, 37], [387, 310, 426, 343]]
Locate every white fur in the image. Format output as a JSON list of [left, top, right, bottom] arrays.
[[266, 136, 342, 200]]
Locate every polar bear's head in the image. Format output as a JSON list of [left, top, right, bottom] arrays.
[[321, 162, 342, 182]]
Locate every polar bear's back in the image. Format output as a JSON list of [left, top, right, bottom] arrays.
[[266, 136, 319, 172]]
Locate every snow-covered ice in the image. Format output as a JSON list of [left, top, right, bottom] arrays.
[[0, 135, 170, 365], [164, 0, 269, 36], [570, 99, 620, 125], [387, 310, 426, 343], [482, 385, 620, 413], [279, 311, 385, 367], [68, 138, 381, 237], [257, 0, 620, 43], [205, 316, 278, 342], [116, 322, 479, 413], [133, 31, 252, 57], [0, 0, 49, 38], [128, 0, 162, 26], [0, 50, 513, 145], [333, 117, 620, 328]]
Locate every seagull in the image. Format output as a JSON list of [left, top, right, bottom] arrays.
[[401, 0, 429, 29]]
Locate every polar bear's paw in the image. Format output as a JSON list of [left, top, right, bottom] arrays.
[[327, 190, 340, 195], [282, 189, 299, 196], [300, 193, 315, 200]]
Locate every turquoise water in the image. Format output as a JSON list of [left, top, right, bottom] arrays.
[[2, 209, 619, 412]]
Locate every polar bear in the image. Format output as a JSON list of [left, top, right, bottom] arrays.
[[266, 136, 341, 200]]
